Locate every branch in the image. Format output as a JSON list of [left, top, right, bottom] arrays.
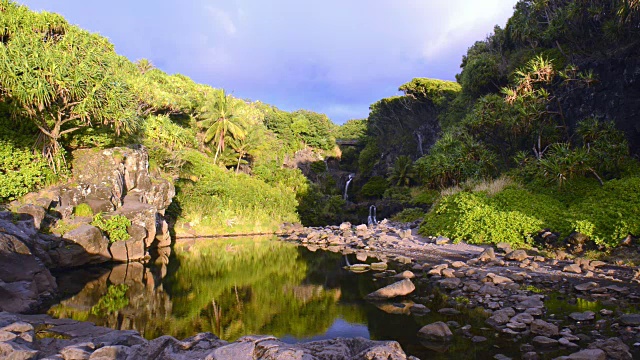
[[59, 127, 81, 136]]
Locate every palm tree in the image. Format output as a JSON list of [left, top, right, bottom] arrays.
[[198, 90, 247, 164], [229, 126, 263, 174], [135, 58, 154, 74], [388, 155, 416, 187]]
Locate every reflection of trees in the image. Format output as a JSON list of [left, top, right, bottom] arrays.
[[165, 237, 345, 340], [49, 237, 370, 342]]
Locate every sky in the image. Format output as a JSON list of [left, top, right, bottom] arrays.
[[18, 0, 519, 124]]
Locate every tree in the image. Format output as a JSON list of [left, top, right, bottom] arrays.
[[229, 126, 264, 174], [387, 155, 416, 187], [135, 58, 154, 74], [198, 90, 247, 163], [0, 3, 135, 172]]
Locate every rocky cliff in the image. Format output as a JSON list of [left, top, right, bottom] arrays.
[[0, 145, 175, 313]]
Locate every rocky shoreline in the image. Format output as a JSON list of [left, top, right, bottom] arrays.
[[0, 311, 414, 360], [279, 221, 640, 360]]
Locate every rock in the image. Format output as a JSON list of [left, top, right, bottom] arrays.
[[63, 225, 111, 265], [438, 308, 461, 315], [435, 236, 450, 245], [0, 232, 57, 313], [563, 264, 582, 273], [441, 268, 456, 278], [531, 319, 559, 337], [486, 308, 516, 327], [531, 336, 558, 348], [569, 311, 595, 321], [17, 204, 46, 230], [155, 217, 171, 248], [438, 277, 461, 290], [450, 261, 466, 268], [522, 352, 538, 360], [339, 222, 352, 231], [365, 279, 415, 300], [566, 349, 606, 360], [485, 273, 513, 285], [619, 314, 640, 326], [510, 313, 534, 324], [396, 270, 415, 279], [588, 337, 632, 360], [114, 201, 157, 248], [574, 282, 599, 292], [89, 345, 130, 360], [109, 236, 145, 263], [417, 322, 453, 342], [496, 242, 512, 254], [0, 341, 39, 359], [370, 262, 388, 271], [477, 247, 496, 261], [505, 249, 528, 261], [471, 336, 487, 343], [60, 342, 95, 360], [600, 309, 613, 316]]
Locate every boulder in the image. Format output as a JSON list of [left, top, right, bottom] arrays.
[[531, 319, 559, 337], [477, 247, 496, 261], [619, 313, 640, 326], [566, 349, 606, 360], [17, 204, 46, 230], [109, 235, 145, 263], [365, 279, 415, 300], [63, 225, 111, 265], [114, 201, 157, 248], [588, 337, 632, 360], [417, 322, 453, 342], [505, 249, 528, 261], [0, 232, 57, 313], [569, 311, 595, 322]]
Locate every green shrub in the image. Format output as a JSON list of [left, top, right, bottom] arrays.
[[420, 192, 542, 248], [92, 213, 131, 243], [392, 208, 426, 223], [491, 186, 572, 236], [310, 160, 327, 174], [383, 186, 412, 202], [360, 176, 388, 199], [0, 141, 55, 201], [73, 203, 94, 217], [411, 189, 440, 207], [175, 150, 299, 234], [570, 177, 640, 248]]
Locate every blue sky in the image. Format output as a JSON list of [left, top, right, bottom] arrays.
[[18, 0, 518, 124]]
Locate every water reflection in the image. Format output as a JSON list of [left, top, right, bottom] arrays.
[[48, 237, 375, 343], [45, 236, 525, 359]]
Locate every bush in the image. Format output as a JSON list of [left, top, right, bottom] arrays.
[[411, 188, 440, 207], [491, 186, 572, 236], [73, 203, 94, 217], [570, 177, 640, 248], [420, 192, 542, 248], [175, 150, 299, 234], [392, 208, 425, 223], [92, 213, 131, 243], [0, 141, 55, 201], [383, 187, 412, 202], [360, 176, 388, 199]]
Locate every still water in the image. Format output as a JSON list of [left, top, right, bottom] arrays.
[[45, 236, 616, 359]]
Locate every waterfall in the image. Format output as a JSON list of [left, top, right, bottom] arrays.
[[416, 132, 424, 156], [324, 159, 329, 172], [343, 174, 354, 201], [367, 205, 378, 226]]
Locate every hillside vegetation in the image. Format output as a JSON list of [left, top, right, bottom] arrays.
[[0, 0, 338, 234], [351, 0, 640, 252]]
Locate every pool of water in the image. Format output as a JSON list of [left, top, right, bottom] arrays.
[[45, 236, 631, 359]]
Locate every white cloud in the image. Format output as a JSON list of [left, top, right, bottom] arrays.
[[205, 5, 237, 35]]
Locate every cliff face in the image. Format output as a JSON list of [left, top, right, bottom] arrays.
[[559, 56, 640, 156], [0, 145, 176, 313]]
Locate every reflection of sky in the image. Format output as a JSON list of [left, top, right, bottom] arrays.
[[280, 317, 369, 344]]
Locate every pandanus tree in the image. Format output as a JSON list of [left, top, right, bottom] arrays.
[[198, 90, 247, 164], [0, 2, 135, 172]]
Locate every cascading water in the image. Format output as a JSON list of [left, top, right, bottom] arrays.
[[343, 174, 354, 201], [367, 205, 378, 226], [415, 132, 424, 156]]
